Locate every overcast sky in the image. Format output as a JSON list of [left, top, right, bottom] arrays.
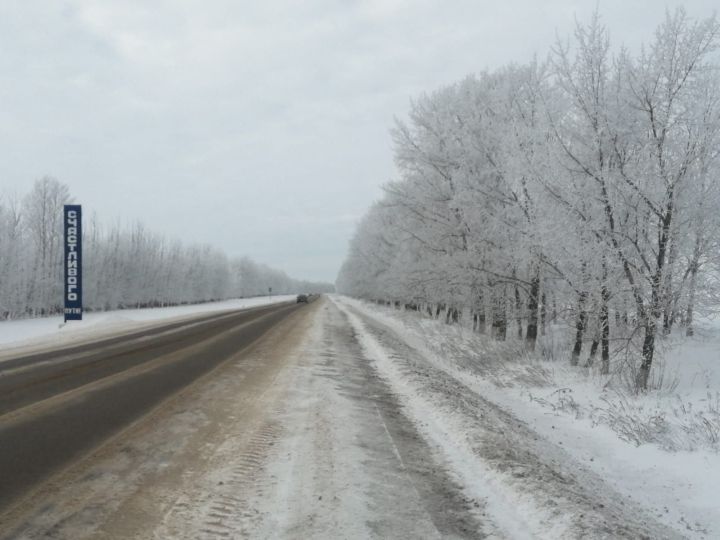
[[0, 1, 716, 283]]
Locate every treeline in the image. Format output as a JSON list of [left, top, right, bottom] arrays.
[[0, 178, 333, 319], [337, 9, 720, 390]]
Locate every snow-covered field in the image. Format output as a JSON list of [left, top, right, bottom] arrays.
[[0, 296, 295, 356], [336, 295, 720, 538]]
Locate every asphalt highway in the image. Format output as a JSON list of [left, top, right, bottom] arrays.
[[0, 300, 305, 513]]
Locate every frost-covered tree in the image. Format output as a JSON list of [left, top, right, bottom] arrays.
[[0, 179, 332, 319], [337, 8, 720, 390]]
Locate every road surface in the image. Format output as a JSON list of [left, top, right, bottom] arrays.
[[0, 297, 682, 539], [0, 301, 303, 516]]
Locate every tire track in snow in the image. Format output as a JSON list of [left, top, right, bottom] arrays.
[[318, 301, 494, 539], [155, 410, 286, 539]]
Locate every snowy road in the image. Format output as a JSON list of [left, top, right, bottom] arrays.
[[0, 297, 685, 539], [0, 302, 302, 517]]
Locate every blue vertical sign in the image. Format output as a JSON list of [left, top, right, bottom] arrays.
[[64, 205, 83, 321]]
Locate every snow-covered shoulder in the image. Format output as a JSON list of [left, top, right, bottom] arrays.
[[335, 295, 720, 539]]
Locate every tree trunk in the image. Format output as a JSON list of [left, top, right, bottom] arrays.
[[661, 229, 679, 336], [514, 286, 523, 339], [600, 283, 610, 375], [571, 291, 588, 366], [475, 308, 486, 334], [685, 239, 701, 337], [588, 337, 599, 366], [686, 265, 698, 337], [540, 292, 547, 337], [491, 286, 507, 341], [662, 307, 673, 336], [475, 291, 486, 334], [525, 276, 540, 350], [637, 199, 674, 390], [636, 322, 656, 390]]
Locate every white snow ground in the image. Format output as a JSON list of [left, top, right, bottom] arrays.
[[335, 295, 720, 539], [0, 295, 295, 356]]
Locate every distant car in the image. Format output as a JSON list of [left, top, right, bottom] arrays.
[[296, 294, 308, 303]]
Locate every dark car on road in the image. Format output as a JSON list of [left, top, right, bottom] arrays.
[[296, 294, 308, 303]]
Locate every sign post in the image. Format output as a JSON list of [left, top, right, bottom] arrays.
[[63, 205, 83, 322]]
